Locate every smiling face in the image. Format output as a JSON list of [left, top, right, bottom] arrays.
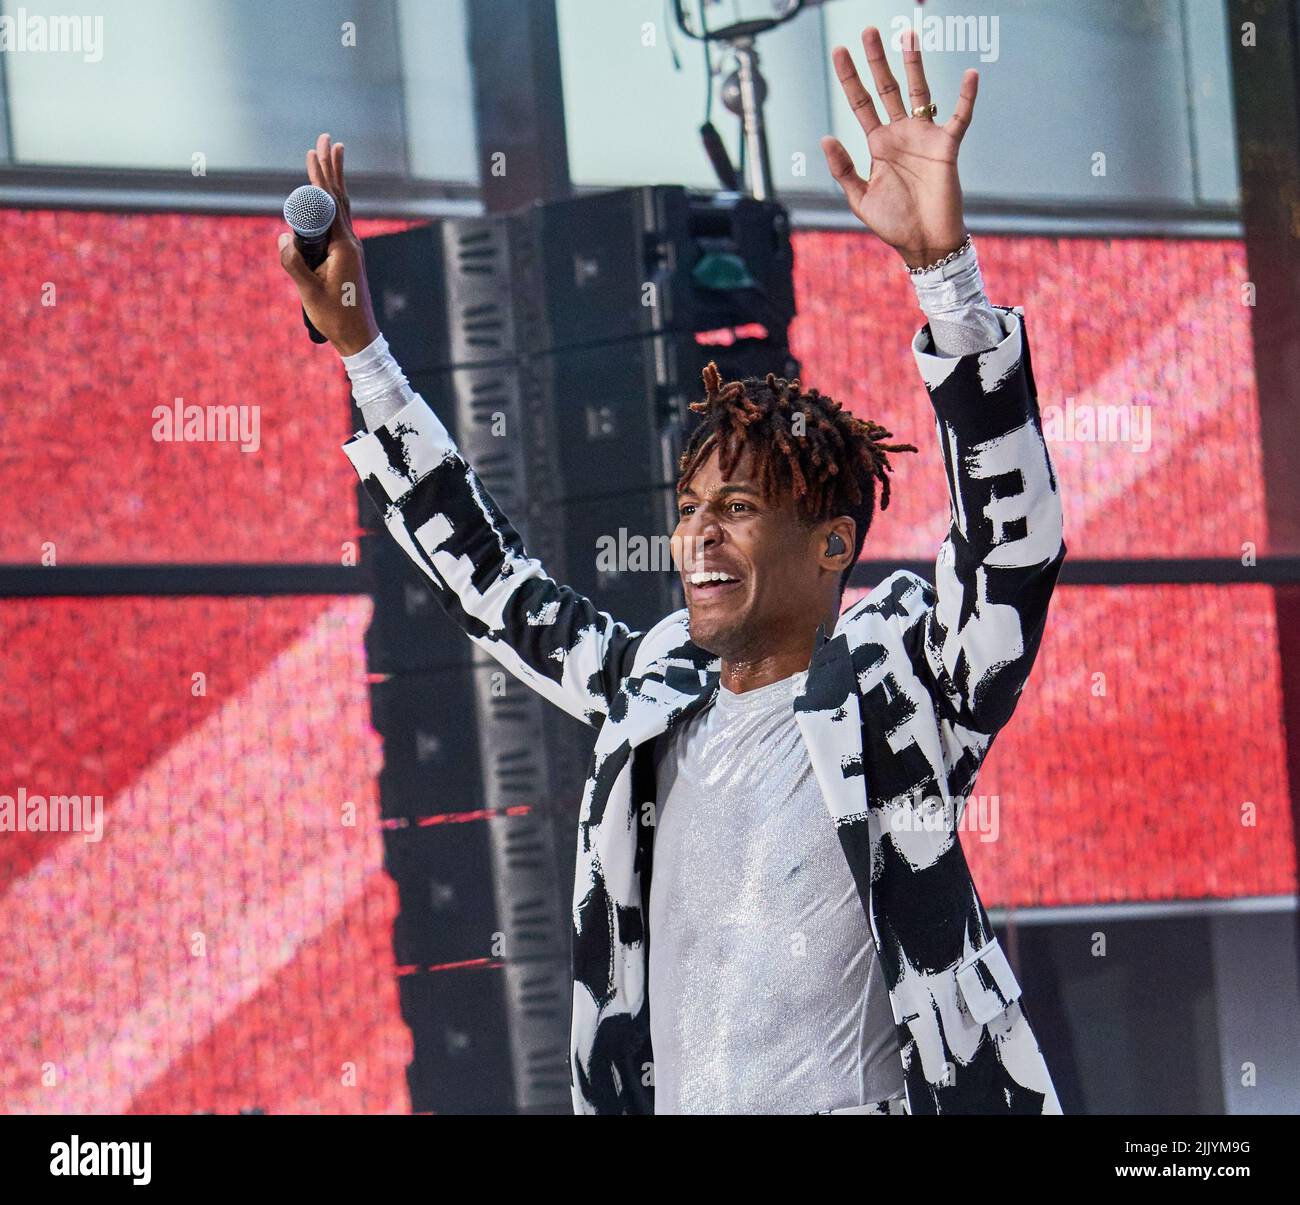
[[672, 445, 848, 661]]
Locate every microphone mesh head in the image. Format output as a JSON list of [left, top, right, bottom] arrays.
[[283, 185, 337, 239]]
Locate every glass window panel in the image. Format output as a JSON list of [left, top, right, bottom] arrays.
[[396, 0, 478, 184], [557, 0, 836, 192], [1184, 0, 1239, 207], [559, 0, 1238, 212], [0, 0, 477, 181], [823, 0, 1198, 207]]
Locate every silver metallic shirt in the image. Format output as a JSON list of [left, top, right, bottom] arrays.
[[647, 669, 904, 1114]]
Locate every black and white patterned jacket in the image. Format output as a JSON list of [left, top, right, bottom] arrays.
[[343, 304, 1066, 1115]]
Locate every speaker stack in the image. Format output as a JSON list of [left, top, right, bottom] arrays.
[[356, 185, 798, 1113]]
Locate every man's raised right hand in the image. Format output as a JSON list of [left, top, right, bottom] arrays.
[[277, 132, 381, 357]]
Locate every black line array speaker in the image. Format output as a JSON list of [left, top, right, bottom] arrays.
[[355, 186, 798, 1113]]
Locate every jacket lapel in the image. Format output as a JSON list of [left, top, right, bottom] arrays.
[[610, 628, 868, 826], [792, 624, 870, 825], [601, 651, 721, 754]]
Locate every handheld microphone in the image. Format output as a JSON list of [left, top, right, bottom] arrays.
[[282, 184, 337, 345]]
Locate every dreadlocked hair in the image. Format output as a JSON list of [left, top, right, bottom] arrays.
[[677, 361, 919, 588]]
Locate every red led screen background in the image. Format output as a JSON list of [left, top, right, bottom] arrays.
[[0, 215, 1273, 565], [839, 582, 1296, 907], [0, 212, 416, 566], [0, 209, 1293, 1114], [790, 231, 1271, 561], [0, 595, 408, 1113]]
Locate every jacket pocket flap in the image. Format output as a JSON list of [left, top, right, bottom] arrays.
[[955, 936, 1022, 1024]]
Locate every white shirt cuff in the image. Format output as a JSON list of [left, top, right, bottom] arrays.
[[908, 239, 1005, 357], [341, 332, 416, 430]]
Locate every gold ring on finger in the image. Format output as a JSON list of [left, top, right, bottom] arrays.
[[911, 102, 938, 119]]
